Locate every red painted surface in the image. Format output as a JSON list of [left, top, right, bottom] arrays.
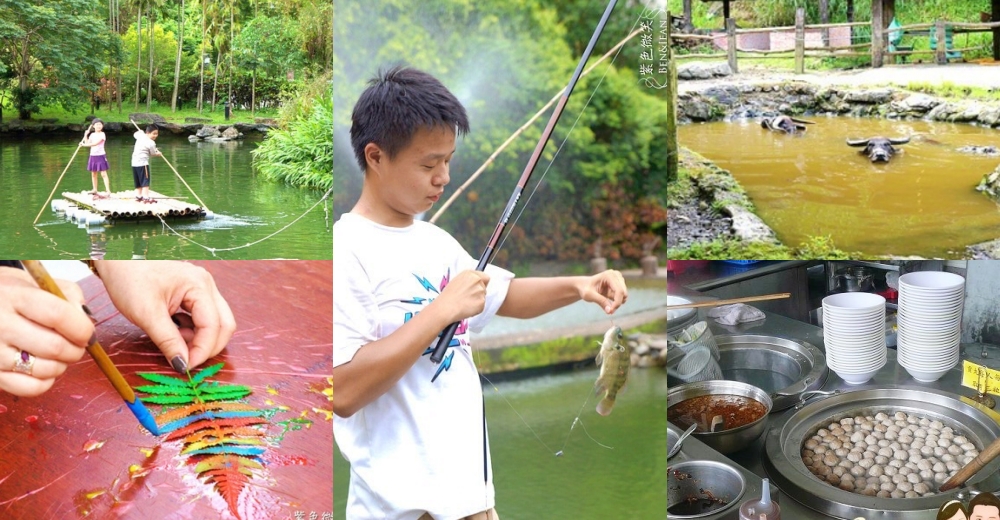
[[0, 261, 333, 519]]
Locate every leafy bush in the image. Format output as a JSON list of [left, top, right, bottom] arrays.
[[252, 89, 332, 190]]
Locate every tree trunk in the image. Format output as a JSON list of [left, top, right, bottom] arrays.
[[147, 5, 154, 110], [820, 0, 830, 47], [171, 0, 185, 112], [228, 2, 233, 112], [211, 48, 220, 111], [212, 48, 222, 112], [198, 0, 206, 112], [135, 4, 142, 110], [19, 43, 31, 120], [251, 68, 255, 116], [683, 0, 693, 32]]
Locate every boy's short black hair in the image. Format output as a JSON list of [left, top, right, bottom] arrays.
[[145, 124, 158, 133], [350, 65, 470, 173]]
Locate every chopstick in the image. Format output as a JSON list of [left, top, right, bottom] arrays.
[[666, 293, 792, 311]]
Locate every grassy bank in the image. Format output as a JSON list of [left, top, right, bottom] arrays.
[[6, 103, 278, 126]]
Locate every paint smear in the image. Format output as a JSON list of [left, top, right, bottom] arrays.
[[265, 386, 279, 396], [25, 415, 39, 431], [139, 448, 154, 458], [83, 440, 106, 453], [246, 346, 264, 350], [263, 453, 313, 467], [307, 378, 333, 402], [311, 407, 333, 421], [263, 333, 280, 339], [0, 404, 7, 413], [69, 395, 83, 399]]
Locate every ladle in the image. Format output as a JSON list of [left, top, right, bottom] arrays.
[[668, 424, 697, 459], [940, 432, 1000, 491]]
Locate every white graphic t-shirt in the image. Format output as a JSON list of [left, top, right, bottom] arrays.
[[334, 212, 513, 520]]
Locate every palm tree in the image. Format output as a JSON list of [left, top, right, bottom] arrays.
[[197, 0, 207, 112], [171, 0, 186, 112], [132, 0, 143, 110]]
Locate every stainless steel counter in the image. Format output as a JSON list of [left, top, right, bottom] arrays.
[[669, 309, 1000, 520]]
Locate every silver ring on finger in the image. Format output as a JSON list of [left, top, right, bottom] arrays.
[[12, 349, 35, 376]]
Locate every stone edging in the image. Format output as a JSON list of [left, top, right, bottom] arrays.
[[677, 80, 1000, 127]]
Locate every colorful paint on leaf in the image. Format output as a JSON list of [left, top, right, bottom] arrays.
[[134, 362, 306, 519]]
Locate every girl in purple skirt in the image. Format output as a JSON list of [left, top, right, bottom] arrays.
[[80, 119, 111, 197]]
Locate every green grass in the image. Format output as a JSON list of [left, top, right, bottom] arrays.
[[904, 80, 1000, 101], [7, 101, 279, 126], [667, 235, 856, 260]]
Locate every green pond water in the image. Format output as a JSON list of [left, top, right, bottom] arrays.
[[0, 134, 331, 259], [334, 368, 668, 519], [679, 118, 1000, 257]]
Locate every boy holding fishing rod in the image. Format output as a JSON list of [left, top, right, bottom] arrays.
[[333, 66, 629, 520]]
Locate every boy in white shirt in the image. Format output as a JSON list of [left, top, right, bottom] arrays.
[[334, 65, 628, 520], [131, 124, 162, 203]]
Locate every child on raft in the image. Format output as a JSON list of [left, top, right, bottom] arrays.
[[333, 65, 629, 520], [79, 119, 111, 198], [131, 124, 162, 204]]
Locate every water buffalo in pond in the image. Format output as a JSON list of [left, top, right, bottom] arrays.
[[846, 136, 911, 163], [760, 115, 814, 134]]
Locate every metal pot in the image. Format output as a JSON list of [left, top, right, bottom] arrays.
[[667, 380, 773, 455], [835, 265, 874, 292]]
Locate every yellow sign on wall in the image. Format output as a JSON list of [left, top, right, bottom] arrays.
[[962, 360, 1000, 395]]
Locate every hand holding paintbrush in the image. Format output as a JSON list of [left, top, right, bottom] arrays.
[[20, 261, 160, 435]]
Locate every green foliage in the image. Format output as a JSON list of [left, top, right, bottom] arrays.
[[667, 235, 856, 260], [252, 90, 333, 190], [0, 0, 110, 118], [136, 363, 250, 405], [122, 22, 198, 107]]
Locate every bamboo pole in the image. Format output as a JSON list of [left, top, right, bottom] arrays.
[[666, 293, 792, 311], [672, 33, 715, 41], [33, 122, 94, 225], [428, 26, 644, 224], [129, 120, 210, 211], [805, 42, 871, 51]]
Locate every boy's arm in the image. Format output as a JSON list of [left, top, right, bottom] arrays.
[[497, 269, 627, 319], [332, 270, 490, 418]]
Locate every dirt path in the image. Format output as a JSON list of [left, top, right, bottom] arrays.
[[679, 62, 1000, 94]]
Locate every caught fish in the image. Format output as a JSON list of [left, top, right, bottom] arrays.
[[595, 326, 629, 416]]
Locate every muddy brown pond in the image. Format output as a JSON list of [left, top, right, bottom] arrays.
[[679, 117, 1000, 257]]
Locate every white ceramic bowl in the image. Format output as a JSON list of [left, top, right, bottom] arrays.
[[823, 293, 887, 312], [835, 365, 884, 385], [901, 365, 953, 383], [898, 271, 966, 290]]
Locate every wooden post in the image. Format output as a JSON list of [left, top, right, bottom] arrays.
[[666, 11, 678, 184], [872, 0, 884, 68], [820, 0, 830, 47], [794, 8, 805, 74], [993, 0, 999, 61], [726, 18, 738, 73], [683, 0, 693, 32], [723, 0, 730, 21], [936, 20, 947, 65], [847, 0, 855, 42]]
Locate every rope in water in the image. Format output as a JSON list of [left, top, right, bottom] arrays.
[[154, 185, 332, 255]]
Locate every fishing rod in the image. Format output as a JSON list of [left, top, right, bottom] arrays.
[[429, 0, 620, 369]]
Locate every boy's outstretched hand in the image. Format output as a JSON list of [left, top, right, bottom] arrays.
[[580, 269, 629, 314]]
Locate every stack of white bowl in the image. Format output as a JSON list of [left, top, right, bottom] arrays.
[[822, 292, 887, 385], [897, 271, 966, 383]]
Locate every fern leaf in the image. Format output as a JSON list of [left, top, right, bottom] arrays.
[[194, 454, 264, 473], [136, 372, 190, 387], [160, 410, 266, 434], [156, 402, 260, 426], [183, 426, 267, 445], [197, 381, 252, 394], [186, 446, 266, 457], [135, 385, 198, 395], [200, 455, 252, 519], [200, 390, 252, 402], [191, 363, 224, 384], [164, 417, 268, 441], [182, 437, 265, 454], [144, 394, 197, 405]]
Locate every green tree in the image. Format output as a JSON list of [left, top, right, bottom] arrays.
[[233, 15, 304, 113], [170, 0, 185, 112], [0, 0, 108, 119]]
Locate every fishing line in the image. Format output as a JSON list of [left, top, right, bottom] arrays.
[[478, 371, 558, 454], [153, 186, 333, 255], [491, 13, 644, 258]]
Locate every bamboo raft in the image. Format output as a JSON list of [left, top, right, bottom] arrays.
[[51, 190, 213, 226]]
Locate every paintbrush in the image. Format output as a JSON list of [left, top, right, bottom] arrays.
[[19, 261, 160, 436]]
